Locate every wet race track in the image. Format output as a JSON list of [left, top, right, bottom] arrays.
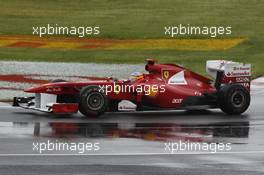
[[0, 90, 263, 174]]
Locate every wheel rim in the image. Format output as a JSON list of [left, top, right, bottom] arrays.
[[231, 90, 245, 108], [86, 92, 104, 110]]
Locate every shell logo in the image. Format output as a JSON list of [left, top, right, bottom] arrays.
[[148, 86, 158, 97], [114, 85, 121, 94]]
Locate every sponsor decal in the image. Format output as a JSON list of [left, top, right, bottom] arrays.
[[172, 98, 183, 104], [226, 71, 250, 77], [194, 91, 202, 96], [233, 66, 250, 71], [236, 77, 250, 82], [168, 71, 187, 85], [46, 87, 62, 92], [148, 86, 159, 97], [225, 64, 251, 77], [114, 85, 121, 94], [241, 83, 250, 88], [223, 76, 250, 84]]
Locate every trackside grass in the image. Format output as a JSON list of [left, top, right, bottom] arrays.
[[0, 0, 263, 78]]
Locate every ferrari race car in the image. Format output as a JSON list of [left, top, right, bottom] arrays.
[[13, 59, 251, 117]]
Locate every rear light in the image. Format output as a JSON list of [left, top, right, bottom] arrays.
[[52, 103, 79, 113]]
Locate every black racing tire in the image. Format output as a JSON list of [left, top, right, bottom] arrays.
[[79, 86, 108, 117], [218, 84, 250, 115], [78, 105, 87, 117], [51, 79, 67, 83]]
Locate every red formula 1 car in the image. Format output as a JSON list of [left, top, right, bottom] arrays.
[[13, 59, 251, 117]]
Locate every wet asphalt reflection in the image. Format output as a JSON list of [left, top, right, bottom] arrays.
[[0, 120, 258, 155], [0, 93, 262, 155]]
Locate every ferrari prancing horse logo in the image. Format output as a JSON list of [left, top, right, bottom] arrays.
[[163, 70, 170, 79]]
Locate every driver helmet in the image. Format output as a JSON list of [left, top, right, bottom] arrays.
[[129, 72, 144, 81]]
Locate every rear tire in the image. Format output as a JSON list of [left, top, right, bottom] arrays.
[[79, 86, 108, 117], [218, 84, 250, 115]]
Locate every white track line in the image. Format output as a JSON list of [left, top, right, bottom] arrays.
[[0, 151, 264, 156]]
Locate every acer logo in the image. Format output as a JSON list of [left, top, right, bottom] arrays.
[[172, 98, 183, 104]]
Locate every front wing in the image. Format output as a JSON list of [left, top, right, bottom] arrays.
[[13, 93, 79, 114]]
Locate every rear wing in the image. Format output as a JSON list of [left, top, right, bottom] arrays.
[[206, 60, 251, 90]]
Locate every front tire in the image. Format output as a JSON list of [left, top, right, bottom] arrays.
[[218, 84, 250, 115], [51, 79, 67, 83], [79, 86, 108, 117]]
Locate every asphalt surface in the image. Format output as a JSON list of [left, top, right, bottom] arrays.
[[0, 89, 263, 174]]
